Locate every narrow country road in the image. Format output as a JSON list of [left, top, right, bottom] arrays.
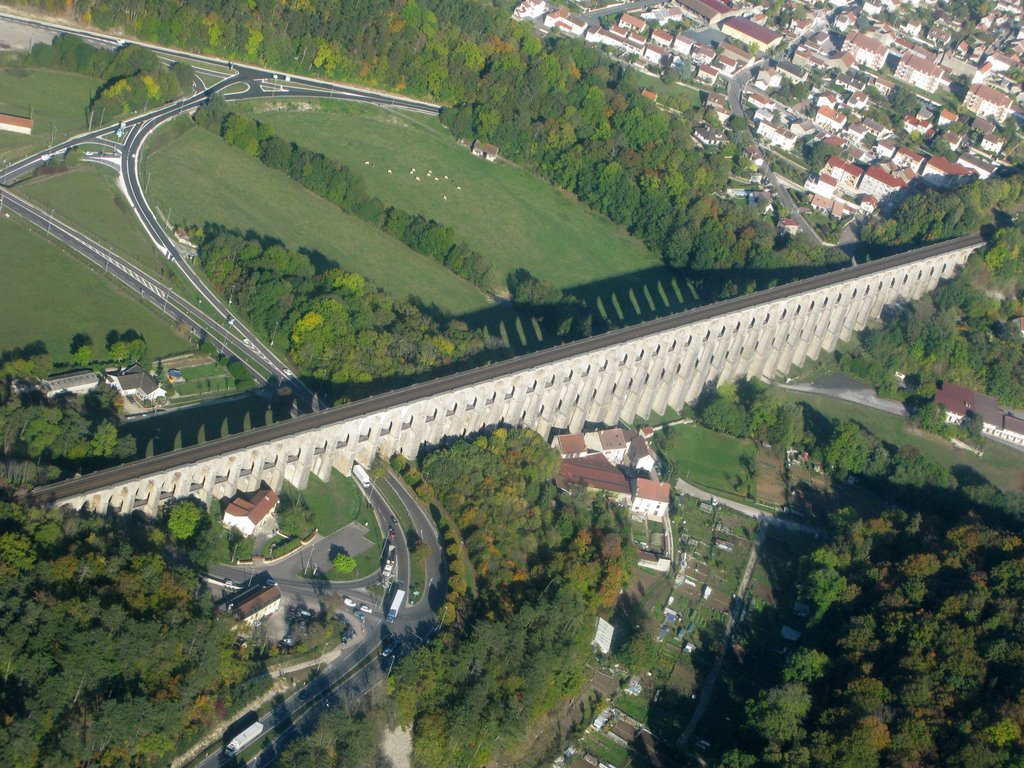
[[726, 68, 823, 247]]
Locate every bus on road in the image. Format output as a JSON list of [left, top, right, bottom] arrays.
[[386, 588, 406, 623]]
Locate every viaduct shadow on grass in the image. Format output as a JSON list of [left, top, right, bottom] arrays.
[[122, 392, 293, 459], [448, 262, 844, 358]]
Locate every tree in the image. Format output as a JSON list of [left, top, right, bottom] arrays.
[[745, 682, 812, 747], [824, 421, 872, 477], [167, 500, 203, 540], [333, 553, 357, 574], [72, 344, 93, 367]]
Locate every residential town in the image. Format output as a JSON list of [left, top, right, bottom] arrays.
[[515, 0, 1022, 239]]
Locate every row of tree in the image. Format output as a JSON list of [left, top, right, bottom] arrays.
[[195, 100, 495, 290], [25, 34, 192, 118], [194, 229, 496, 391]]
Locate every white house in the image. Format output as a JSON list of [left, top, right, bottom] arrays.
[[631, 478, 671, 518], [231, 583, 283, 625], [513, 0, 549, 20], [222, 487, 280, 537], [106, 363, 166, 402]]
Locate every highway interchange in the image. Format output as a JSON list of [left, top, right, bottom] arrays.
[[0, 9, 439, 413]]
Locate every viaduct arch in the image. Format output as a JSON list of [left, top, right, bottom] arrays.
[[36, 235, 983, 514]]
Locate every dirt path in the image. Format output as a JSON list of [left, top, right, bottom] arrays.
[[677, 526, 761, 750]]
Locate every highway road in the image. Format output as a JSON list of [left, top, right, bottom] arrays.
[[190, 469, 444, 768], [0, 10, 440, 411], [0, 187, 291, 386], [32, 231, 984, 505]]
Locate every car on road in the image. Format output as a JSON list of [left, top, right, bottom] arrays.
[[389, 529, 397, 541], [298, 688, 313, 701], [343, 597, 357, 608], [359, 604, 372, 614]]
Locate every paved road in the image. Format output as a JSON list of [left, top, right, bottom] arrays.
[[674, 478, 824, 537], [726, 67, 823, 246], [577, 0, 662, 22], [0, 187, 288, 386], [0, 10, 440, 410], [31, 231, 984, 505], [190, 470, 444, 768], [779, 373, 909, 417]]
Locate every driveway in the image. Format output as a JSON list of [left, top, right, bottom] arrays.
[[778, 373, 909, 417]]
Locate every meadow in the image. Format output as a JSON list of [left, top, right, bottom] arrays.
[[0, 216, 186, 363], [19, 163, 173, 280], [144, 120, 491, 318], [244, 100, 664, 292], [0, 67, 98, 162], [146, 106, 699, 351]]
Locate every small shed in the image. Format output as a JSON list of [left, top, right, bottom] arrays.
[[471, 139, 499, 161]]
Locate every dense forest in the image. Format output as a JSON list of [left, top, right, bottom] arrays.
[[0, 499, 262, 765], [25, 34, 192, 118], [16, 0, 836, 291], [0, 345, 138, 488], [862, 174, 1024, 250], [391, 428, 634, 766], [194, 230, 495, 390], [194, 98, 494, 290], [837, 178, 1024, 407], [721, 505, 1024, 768], [275, 707, 380, 768]]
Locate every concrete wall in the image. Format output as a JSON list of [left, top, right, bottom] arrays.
[[57, 243, 975, 515]]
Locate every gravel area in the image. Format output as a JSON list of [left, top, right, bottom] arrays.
[[0, 19, 55, 51], [379, 726, 412, 768]]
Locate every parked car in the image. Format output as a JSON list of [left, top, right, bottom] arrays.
[[353, 610, 366, 622], [359, 604, 372, 614], [343, 597, 357, 608]]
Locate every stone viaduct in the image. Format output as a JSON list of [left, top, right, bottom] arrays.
[[36, 234, 983, 515]]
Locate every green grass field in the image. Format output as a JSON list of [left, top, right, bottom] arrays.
[[655, 423, 756, 497], [773, 388, 1024, 492], [0, 67, 99, 162], [17, 163, 174, 279], [244, 101, 663, 291], [147, 106, 697, 352], [0, 216, 186, 363], [145, 120, 491, 317], [278, 469, 369, 538]]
